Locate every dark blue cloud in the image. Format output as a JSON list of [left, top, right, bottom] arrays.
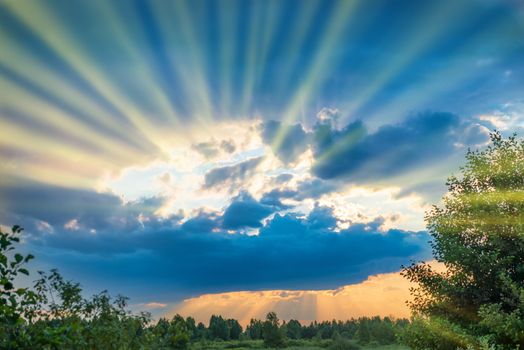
[[27, 213, 429, 300], [307, 205, 338, 231], [0, 177, 171, 231], [0, 179, 430, 301], [260, 120, 310, 163], [260, 178, 336, 207], [221, 192, 274, 230], [181, 212, 217, 234], [311, 111, 490, 181]]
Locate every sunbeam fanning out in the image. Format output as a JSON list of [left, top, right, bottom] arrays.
[[1, 0, 524, 335]]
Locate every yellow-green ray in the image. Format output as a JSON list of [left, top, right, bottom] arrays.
[[271, 0, 359, 154], [2, 0, 167, 153]]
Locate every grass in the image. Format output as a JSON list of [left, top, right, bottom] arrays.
[[189, 339, 410, 350]]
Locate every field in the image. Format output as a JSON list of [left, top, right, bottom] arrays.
[[190, 339, 410, 350]]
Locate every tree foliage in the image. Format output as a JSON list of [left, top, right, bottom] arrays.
[[262, 312, 286, 348], [402, 132, 524, 349]]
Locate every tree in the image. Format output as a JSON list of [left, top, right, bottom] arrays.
[[402, 132, 524, 349], [1, 225, 153, 349], [209, 314, 229, 340], [262, 312, 286, 348], [227, 318, 243, 340], [246, 318, 263, 339], [0, 225, 38, 348], [169, 315, 191, 349], [286, 319, 302, 339]]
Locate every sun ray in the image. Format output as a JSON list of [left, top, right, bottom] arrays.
[[338, 0, 471, 123], [216, 0, 239, 119], [0, 27, 159, 154], [146, 0, 216, 132], [364, 15, 520, 127], [91, 1, 184, 130], [271, 0, 359, 153], [0, 78, 146, 165], [1, 1, 168, 153]]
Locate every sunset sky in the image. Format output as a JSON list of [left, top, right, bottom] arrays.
[[1, 0, 524, 321]]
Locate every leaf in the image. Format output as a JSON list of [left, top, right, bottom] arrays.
[[11, 225, 23, 234], [14, 253, 23, 263], [18, 268, 29, 276]]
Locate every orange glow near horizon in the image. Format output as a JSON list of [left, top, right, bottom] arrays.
[[167, 262, 445, 327]]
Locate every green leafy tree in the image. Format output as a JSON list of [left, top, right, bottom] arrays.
[[262, 312, 286, 348], [0, 225, 38, 348], [355, 317, 371, 344], [169, 314, 191, 349], [286, 319, 302, 339], [194, 321, 207, 340], [209, 314, 229, 340], [402, 132, 524, 349], [186, 316, 197, 340], [1, 225, 153, 349], [226, 318, 243, 340], [246, 318, 263, 339]]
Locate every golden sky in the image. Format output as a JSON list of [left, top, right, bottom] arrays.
[[167, 262, 444, 326]]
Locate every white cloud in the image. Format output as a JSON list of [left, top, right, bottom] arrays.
[[478, 100, 524, 131], [317, 186, 428, 232], [64, 219, 80, 231], [37, 220, 54, 233]]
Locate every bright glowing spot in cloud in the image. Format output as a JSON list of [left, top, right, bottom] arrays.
[[318, 187, 429, 232]]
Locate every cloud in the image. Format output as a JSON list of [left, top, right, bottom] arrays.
[[203, 156, 264, 189], [273, 173, 293, 184], [181, 211, 217, 234], [458, 123, 491, 147], [191, 141, 220, 159], [260, 120, 310, 164], [311, 111, 489, 181], [191, 139, 237, 160], [220, 140, 236, 154], [0, 179, 431, 300], [221, 192, 274, 230], [307, 204, 338, 230], [141, 302, 168, 309], [477, 100, 524, 133], [261, 178, 335, 202], [0, 177, 157, 230]]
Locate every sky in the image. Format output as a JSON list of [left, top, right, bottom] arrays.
[[1, 0, 524, 321]]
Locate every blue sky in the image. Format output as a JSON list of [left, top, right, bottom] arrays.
[[1, 0, 524, 315]]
